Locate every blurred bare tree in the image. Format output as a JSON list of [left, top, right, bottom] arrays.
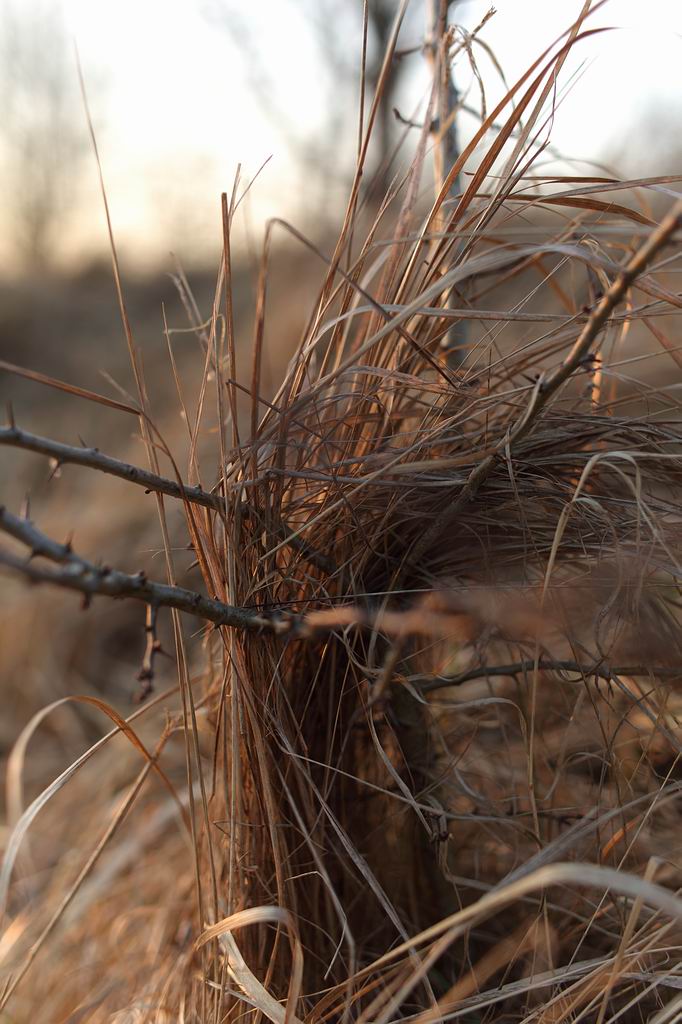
[[202, 0, 424, 208], [0, 0, 90, 271], [203, 0, 470, 360], [305, 0, 411, 197]]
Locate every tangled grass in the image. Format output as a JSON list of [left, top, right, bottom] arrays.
[[1, 3, 682, 1021]]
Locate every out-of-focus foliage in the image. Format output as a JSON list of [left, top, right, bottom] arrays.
[[0, 0, 94, 270]]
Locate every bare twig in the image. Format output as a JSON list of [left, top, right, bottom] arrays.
[[0, 506, 271, 632], [0, 425, 334, 573], [0, 425, 224, 510], [417, 658, 682, 694], [427, 1, 466, 365], [136, 604, 169, 702], [0, 509, 475, 642], [407, 198, 682, 569]]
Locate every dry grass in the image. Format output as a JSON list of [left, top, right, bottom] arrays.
[[2, 3, 682, 1021]]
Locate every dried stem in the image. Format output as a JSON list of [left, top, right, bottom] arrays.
[[407, 198, 682, 570], [0, 506, 271, 632]]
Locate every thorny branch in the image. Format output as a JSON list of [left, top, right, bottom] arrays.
[[0, 508, 467, 641], [0, 424, 224, 511], [0, 425, 333, 574], [137, 604, 168, 702], [0, 506, 268, 632], [406, 198, 682, 570], [1, 508, 680, 693]]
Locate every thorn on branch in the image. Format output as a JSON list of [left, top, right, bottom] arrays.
[[0, 425, 334, 574]]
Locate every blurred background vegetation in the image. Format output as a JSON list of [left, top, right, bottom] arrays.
[[0, 0, 680, 275], [1, 0, 680, 399]]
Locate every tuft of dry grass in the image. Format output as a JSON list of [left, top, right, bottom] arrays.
[[2, 3, 682, 1021]]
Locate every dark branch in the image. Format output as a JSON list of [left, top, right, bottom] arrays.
[[0, 509, 462, 641], [136, 603, 169, 702], [0, 506, 275, 632], [417, 658, 682, 694], [3, 509, 681, 682], [0, 425, 333, 574], [0, 424, 223, 510]]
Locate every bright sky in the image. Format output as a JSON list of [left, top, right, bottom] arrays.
[[4, 0, 682, 270]]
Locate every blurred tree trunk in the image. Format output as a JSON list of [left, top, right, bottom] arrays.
[[203, 0, 419, 210], [363, 0, 401, 198]]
